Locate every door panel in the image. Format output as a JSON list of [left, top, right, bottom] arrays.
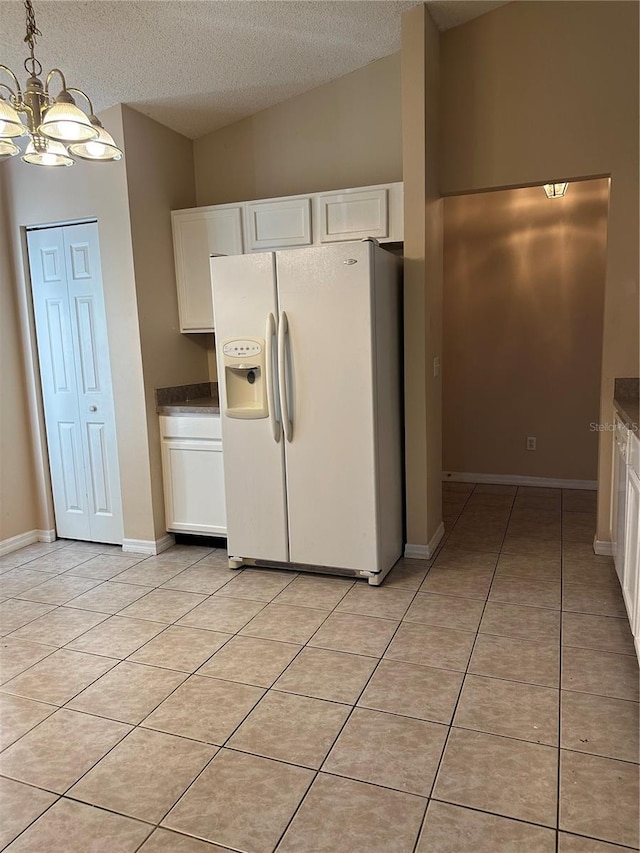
[[276, 242, 378, 571], [211, 252, 288, 561], [29, 228, 91, 540], [75, 297, 100, 393], [58, 421, 85, 514], [28, 223, 123, 544], [45, 299, 74, 393], [86, 422, 111, 514], [63, 224, 123, 543]]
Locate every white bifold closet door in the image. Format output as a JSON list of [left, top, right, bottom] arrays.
[[27, 222, 123, 544]]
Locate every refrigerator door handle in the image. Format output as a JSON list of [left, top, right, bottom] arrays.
[[265, 312, 281, 443], [278, 310, 293, 442]]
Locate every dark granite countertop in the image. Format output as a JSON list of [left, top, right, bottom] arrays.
[[156, 382, 220, 415], [614, 377, 639, 433]]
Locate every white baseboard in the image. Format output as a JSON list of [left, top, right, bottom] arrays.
[[443, 472, 597, 491], [1, 528, 63, 556], [593, 538, 613, 556], [122, 534, 175, 556], [405, 522, 445, 561], [0, 530, 40, 556], [37, 528, 57, 543]]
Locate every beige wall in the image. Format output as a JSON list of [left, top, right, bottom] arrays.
[[1, 106, 172, 544], [401, 4, 443, 551], [194, 53, 402, 205], [120, 106, 207, 539], [440, 1, 639, 539], [443, 179, 609, 480], [0, 175, 40, 542]]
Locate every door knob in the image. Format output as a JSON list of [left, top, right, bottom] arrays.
[[89, 405, 97, 412]]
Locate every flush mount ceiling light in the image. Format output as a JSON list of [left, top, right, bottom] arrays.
[[0, 0, 122, 166], [543, 182, 569, 199]]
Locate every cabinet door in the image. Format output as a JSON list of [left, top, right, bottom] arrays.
[[172, 207, 244, 332], [624, 458, 640, 652], [318, 187, 389, 243], [246, 198, 312, 251], [614, 421, 629, 583], [161, 436, 226, 535]]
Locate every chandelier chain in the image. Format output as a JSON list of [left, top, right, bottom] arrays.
[[23, 0, 42, 77]]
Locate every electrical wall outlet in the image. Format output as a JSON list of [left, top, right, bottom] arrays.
[[526, 436, 537, 451]]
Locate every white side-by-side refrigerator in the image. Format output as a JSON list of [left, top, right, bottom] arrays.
[[211, 239, 403, 585]]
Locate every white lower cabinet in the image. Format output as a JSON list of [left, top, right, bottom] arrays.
[[160, 415, 226, 536], [612, 417, 640, 663], [612, 415, 629, 583], [624, 434, 640, 659]]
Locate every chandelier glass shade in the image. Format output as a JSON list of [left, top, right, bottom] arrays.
[[0, 0, 122, 166]]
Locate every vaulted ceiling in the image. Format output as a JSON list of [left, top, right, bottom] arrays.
[[1, 1, 508, 139]]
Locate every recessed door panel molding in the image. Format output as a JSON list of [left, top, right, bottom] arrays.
[[69, 241, 92, 279], [40, 246, 63, 283], [44, 298, 73, 394], [28, 222, 123, 544], [57, 421, 84, 514], [86, 421, 112, 515], [75, 296, 100, 394]]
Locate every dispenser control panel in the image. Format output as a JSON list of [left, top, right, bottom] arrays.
[[221, 337, 268, 420], [223, 340, 263, 358]]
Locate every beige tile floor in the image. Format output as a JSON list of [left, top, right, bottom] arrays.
[[0, 483, 638, 852]]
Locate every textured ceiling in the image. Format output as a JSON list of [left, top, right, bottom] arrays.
[[0, 1, 508, 140]]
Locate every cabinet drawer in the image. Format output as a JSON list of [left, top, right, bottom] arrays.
[[246, 198, 312, 250], [160, 414, 221, 441]]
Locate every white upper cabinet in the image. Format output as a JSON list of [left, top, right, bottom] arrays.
[[171, 182, 402, 332], [246, 197, 313, 251], [172, 205, 244, 332], [318, 187, 389, 243]]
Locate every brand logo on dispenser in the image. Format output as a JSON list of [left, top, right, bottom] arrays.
[[343, 259, 357, 265]]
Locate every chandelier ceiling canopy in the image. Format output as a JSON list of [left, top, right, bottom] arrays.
[[0, 0, 123, 167]]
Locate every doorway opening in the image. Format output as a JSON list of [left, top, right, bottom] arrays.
[[441, 177, 610, 503]]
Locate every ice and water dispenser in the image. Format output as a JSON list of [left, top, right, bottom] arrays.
[[222, 338, 268, 418]]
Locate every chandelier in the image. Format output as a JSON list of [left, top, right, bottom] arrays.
[[0, 0, 122, 166]]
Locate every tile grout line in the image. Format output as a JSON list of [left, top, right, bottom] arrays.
[[0, 552, 259, 851], [269, 563, 437, 851], [556, 489, 565, 853], [1, 561, 273, 695], [412, 482, 516, 851], [123, 571, 367, 835], [2, 517, 634, 851]]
